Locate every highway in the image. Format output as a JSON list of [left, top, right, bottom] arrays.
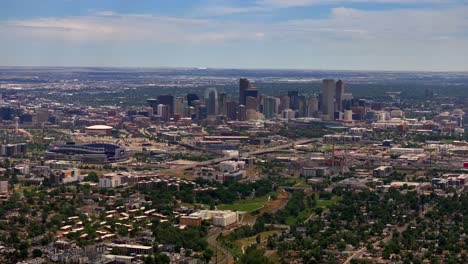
[[166, 138, 316, 172]]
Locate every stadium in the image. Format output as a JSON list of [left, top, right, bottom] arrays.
[[45, 142, 128, 163]]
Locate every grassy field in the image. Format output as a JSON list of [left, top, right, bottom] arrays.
[[286, 194, 342, 225], [218, 196, 270, 212], [316, 195, 342, 207]]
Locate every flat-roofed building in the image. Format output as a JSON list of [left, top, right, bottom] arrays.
[[180, 216, 203, 227], [106, 243, 153, 256]]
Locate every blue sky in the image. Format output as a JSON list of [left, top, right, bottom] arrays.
[[1, 0, 468, 71]]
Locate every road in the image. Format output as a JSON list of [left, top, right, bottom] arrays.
[[163, 138, 316, 172], [207, 228, 233, 264]]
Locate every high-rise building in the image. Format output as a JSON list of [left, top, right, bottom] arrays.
[[307, 95, 319, 117], [263, 96, 280, 119], [244, 88, 258, 102], [279, 95, 290, 112], [157, 104, 170, 121], [196, 105, 207, 120], [297, 95, 307, 117], [288, 91, 299, 110], [239, 78, 250, 105], [344, 110, 353, 121], [238, 105, 247, 121], [147, 99, 159, 110], [187, 94, 200, 107], [246, 96, 258, 111], [205, 88, 218, 116], [173, 97, 185, 116], [321, 79, 336, 120], [282, 109, 296, 120], [157, 94, 174, 115], [225, 100, 238, 121], [218, 92, 227, 115], [335, 80, 345, 112]]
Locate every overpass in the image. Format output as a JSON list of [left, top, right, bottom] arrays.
[[165, 138, 317, 172]]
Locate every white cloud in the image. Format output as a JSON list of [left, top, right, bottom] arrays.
[[1, 5, 468, 70], [203, 0, 465, 15], [2, 5, 467, 44], [259, 0, 461, 8], [1, 12, 263, 44]]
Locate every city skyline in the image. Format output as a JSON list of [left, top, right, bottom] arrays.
[[1, 0, 468, 71]]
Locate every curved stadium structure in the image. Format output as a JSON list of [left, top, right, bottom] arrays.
[[45, 142, 128, 163]]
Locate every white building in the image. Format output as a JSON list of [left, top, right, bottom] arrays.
[[189, 210, 239, 227], [344, 110, 353, 121], [84, 125, 113, 136], [99, 173, 123, 188], [373, 166, 394, 177], [219, 160, 245, 173]]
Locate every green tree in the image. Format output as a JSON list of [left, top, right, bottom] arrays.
[[202, 248, 213, 263], [32, 248, 43, 258]]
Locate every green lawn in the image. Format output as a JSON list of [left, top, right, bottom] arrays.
[[286, 195, 342, 225], [218, 196, 270, 212], [316, 195, 342, 207]]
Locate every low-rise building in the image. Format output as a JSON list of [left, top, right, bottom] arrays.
[[189, 210, 239, 227], [373, 166, 394, 177], [179, 216, 203, 227], [301, 167, 331, 178]]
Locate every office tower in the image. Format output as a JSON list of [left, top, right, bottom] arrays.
[[218, 92, 227, 115], [147, 99, 158, 107], [307, 95, 319, 117], [239, 78, 250, 105], [196, 105, 207, 120], [321, 79, 336, 120], [282, 109, 296, 120], [244, 88, 258, 102], [246, 96, 258, 111], [279, 95, 290, 111], [157, 104, 170, 121], [297, 95, 307, 117], [288, 91, 299, 110], [173, 97, 185, 116], [225, 100, 238, 121], [205, 88, 218, 116], [344, 110, 353, 121], [263, 96, 280, 119], [157, 94, 174, 115], [144, 107, 154, 117], [335, 80, 345, 112], [187, 106, 195, 119], [343, 98, 354, 110], [147, 99, 159, 112], [187, 93, 200, 107], [238, 105, 247, 121]]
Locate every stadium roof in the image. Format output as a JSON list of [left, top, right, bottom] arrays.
[[85, 125, 113, 130]]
